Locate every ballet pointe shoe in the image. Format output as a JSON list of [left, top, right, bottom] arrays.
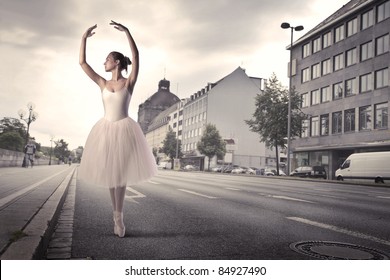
[[113, 211, 119, 235], [114, 212, 125, 238]]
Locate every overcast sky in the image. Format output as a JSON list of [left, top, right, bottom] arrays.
[[0, 0, 349, 150]]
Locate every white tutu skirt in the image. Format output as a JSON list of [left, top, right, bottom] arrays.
[[78, 117, 157, 188]]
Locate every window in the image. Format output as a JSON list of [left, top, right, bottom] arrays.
[[332, 111, 342, 134], [311, 63, 320, 79], [333, 82, 343, 100], [301, 119, 309, 138], [359, 106, 372, 130], [322, 59, 331, 75], [375, 68, 389, 89], [311, 116, 319, 136], [303, 43, 311, 58], [347, 18, 358, 37], [360, 73, 372, 93], [322, 31, 332, 48], [334, 53, 344, 71], [345, 78, 357, 97], [344, 109, 356, 133], [377, 0, 390, 22], [375, 102, 388, 129], [302, 67, 310, 83], [321, 86, 331, 103], [312, 37, 321, 53], [376, 34, 389, 56], [346, 48, 357, 66], [361, 9, 374, 29], [311, 89, 320, 105], [320, 114, 329, 136], [335, 25, 344, 43], [360, 41, 373, 61], [301, 92, 309, 108]]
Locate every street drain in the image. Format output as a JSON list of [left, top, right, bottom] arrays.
[[290, 241, 389, 260]]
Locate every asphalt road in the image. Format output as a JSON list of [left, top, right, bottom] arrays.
[[71, 170, 390, 260], [0, 165, 74, 256]]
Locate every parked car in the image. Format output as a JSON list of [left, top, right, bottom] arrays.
[[246, 167, 259, 175], [264, 168, 286, 176], [211, 165, 223, 172], [231, 167, 247, 174], [290, 166, 327, 179], [183, 165, 197, 171]]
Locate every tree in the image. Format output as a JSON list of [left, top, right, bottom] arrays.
[[245, 73, 306, 175], [197, 124, 226, 171], [162, 128, 181, 169], [53, 139, 71, 163], [0, 131, 24, 152], [0, 117, 27, 151]]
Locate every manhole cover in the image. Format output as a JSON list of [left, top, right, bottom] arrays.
[[290, 241, 389, 260]]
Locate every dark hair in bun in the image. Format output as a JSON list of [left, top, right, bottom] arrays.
[[109, 51, 132, 73]]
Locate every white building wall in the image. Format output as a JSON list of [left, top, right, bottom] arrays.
[[206, 67, 273, 168]]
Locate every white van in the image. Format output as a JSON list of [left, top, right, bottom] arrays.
[[335, 151, 390, 183]]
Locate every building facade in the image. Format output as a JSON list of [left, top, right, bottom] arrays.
[[181, 67, 275, 170], [289, 0, 390, 179]]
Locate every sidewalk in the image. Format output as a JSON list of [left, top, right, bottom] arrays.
[[0, 166, 77, 260]]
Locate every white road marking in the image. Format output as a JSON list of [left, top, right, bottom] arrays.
[[178, 189, 218, 199], [125, 187, 146, 204], [287, 216, 390, 247], [0, 169, 69, 208], [225, 187, 241, 191], [148, 180, 160, 185], [376, 196, 390, 199], [259, 193, 315, 204]]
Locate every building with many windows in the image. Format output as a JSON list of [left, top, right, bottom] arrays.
[[289, 0, 389, 178], [143, 67, 278, 170], [180, 67, 275, 170]]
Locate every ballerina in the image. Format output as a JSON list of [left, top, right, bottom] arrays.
[[78, 21, 157, 237]]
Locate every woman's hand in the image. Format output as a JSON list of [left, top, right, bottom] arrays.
[[83, 24, 97, 39], [110, 20, 129, 32]]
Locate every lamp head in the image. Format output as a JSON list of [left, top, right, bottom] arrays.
[[295, 25, 304, 31], [281, 22, 290, 29]]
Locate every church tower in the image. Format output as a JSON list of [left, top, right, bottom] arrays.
[[138, 78, 180, 134]]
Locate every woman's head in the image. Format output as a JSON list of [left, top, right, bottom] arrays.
[[105, 51, 132, 73]]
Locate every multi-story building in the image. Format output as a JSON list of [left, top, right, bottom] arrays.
[[180, 67, 276, 170], [142, 67, 279, 170], [289, 0, 389, 179], [145, 99, 186, 161]]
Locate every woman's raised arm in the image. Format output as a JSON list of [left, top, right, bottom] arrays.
[[79, 24, 105, 89], [110, 20, 139, 92]]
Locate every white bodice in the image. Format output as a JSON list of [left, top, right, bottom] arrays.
[[101, 87, 131, 122]]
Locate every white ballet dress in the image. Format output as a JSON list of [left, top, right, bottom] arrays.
[[78, 86, 157, 188]]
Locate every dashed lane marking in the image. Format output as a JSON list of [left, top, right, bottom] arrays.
[[287, 216, 390, 247], [258, 193, 315, 204], [225, 187, 241, 191], [177, 189, 218, 199]]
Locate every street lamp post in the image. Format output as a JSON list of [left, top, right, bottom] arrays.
[[49, 136, 54, 165], [281, 22, 303, 176], [18, 102, 38, 167]]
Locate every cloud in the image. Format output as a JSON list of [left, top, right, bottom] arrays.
[[0, 0, 350, 149]]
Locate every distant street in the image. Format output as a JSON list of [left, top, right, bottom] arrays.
[[71, 169, 390, 259]]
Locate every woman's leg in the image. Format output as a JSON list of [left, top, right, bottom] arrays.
[[109, 188, 118, 235], [114, 186, 126, 237]]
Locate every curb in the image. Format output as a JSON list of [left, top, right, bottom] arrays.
[[0, 166, 77, 260]]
